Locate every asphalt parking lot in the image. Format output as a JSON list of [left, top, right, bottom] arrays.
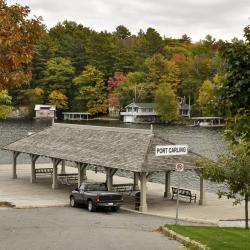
[[0, 207, 184, 250]]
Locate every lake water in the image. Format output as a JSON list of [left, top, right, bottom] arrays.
[[0, 119, 226, 192]]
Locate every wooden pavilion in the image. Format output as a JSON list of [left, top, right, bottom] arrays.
[[2, 123, 206, 212]]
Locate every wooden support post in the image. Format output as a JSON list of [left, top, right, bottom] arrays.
[[61, 160, 66, 174], [139, 172, 148, 212], [106, 168, 111, 191], [77, 163, 88, 186], [106, 168, 117, 191], [199, 176, 207, 205], [164, 171, 171, 198], [52, 158, 61, 189], [133, 172, 139, 191], [83, 164, 87, 181], [77, 162, 83, 187], [12, 151, 20, 179], [30, 154, 39, 183]]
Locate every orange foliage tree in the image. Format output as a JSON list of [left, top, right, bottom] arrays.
[[0, 0, 43, 90]]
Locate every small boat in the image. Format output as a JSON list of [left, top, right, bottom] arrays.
[[190, 117, 224, 128]]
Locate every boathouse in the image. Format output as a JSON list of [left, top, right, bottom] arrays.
[[62, 112, 91, 121], [2, 123, 206, 212], [34, 104, 56, 119], [120, 103, 160, 123]]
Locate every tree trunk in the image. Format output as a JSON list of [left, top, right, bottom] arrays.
[[245, 194, 249, 230]]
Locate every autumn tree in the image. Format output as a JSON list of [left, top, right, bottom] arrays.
[[0, 0, 43, 90], [145, 54, 166, 85], [108, 72, 126, 90], [145, 54, 181, 96], [197, 75, 224, 116], [154, 83, 178, 122], [107, 72, 126, 114], [48, 90, 68, 110], [73, 65, 107, 114], [115, 72, 147, 106]]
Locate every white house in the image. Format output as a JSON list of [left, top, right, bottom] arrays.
[[120, 103, 160, 123], [34, 104, 56, 119]]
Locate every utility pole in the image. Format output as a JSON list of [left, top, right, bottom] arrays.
[[188, 96, 191, 118], [134, 86, 137, 102]]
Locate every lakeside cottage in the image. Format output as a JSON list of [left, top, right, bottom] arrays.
[[34, 104, 56, 119], [120, 103, 160, 123], [120, 99, 191, 123]]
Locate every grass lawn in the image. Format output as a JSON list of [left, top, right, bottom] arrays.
[[166, 225, 250, 250]]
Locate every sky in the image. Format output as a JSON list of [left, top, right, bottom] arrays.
[[8, 0, 250, 41]]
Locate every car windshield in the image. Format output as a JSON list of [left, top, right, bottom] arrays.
[[85, 183, 108, 191]]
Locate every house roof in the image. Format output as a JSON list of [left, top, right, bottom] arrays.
[[125, 103, 155, 109], [34, 104, 56, 111], [2, 123, 201, 172]]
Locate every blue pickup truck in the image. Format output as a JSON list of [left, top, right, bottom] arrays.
[[70, 182, 123, 212]]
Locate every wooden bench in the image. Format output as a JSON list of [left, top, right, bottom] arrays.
[[112, 183, 134, 195], [171, 187, 196, 203], [58, 173, 78, 185], [35, 168, 53, 177]]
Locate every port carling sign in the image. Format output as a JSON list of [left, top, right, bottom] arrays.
[[155, 145, 188, 156]]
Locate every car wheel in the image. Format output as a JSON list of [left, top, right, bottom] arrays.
[[70, 196, 77, 207], [88, 200, 96, 212], [111, 206, 120, 212]]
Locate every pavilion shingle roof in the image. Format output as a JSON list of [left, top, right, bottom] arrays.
[[2, 123, 200, 172]]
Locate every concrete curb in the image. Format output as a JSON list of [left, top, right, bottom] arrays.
[[120, 207, 217, 225], [14, 203, 69, 209], [160, 226, 207, 250]]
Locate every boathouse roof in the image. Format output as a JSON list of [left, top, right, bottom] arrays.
[[124, 103, 155, 109], [2, 123, 201, 172], [34, 104, 56, 111]]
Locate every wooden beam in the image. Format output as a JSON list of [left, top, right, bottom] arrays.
[[30, 154, 39, 183]]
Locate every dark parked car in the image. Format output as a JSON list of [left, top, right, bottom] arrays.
[[70, 182, 123, 212]]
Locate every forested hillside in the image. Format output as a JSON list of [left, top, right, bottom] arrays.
[[1, 1, 248, 121]]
